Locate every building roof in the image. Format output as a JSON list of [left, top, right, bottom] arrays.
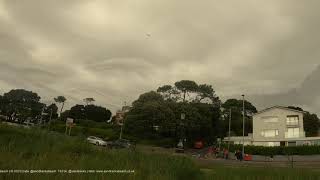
[[253, 106, 304, 116]]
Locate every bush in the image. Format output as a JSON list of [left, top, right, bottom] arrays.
[[49, 119, 119, 140], [221, 144, 320, 155]]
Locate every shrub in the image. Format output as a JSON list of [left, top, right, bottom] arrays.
[[221, 144, 320, 155]]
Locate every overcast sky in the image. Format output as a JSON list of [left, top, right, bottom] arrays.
[[0, 0, 320, 113]]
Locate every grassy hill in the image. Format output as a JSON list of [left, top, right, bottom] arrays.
[[0, 124, 319, 180], [0, 124, 202, 180]]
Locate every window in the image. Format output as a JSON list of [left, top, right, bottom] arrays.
[[267, 142, 280, 147], [261, 129, 279, 137], [287, 128, 300, 138], [261, 116, 279, 123], [286, 115, 299, 126]]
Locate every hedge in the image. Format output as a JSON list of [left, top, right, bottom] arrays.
[[221, 144, 320, 155]]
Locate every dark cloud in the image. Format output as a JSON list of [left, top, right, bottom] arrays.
[[0, 0, 319, 114]]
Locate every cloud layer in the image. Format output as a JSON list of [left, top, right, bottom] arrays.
[[0, 0, 319, 113]]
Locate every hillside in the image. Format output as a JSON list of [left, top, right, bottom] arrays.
[[0, 124, 202, 180]]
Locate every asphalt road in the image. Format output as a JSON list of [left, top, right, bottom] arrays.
[[136, 145, 320, 169]]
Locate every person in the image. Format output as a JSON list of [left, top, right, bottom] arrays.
[[177, 140, 183, 149], [215, 147, 219, 158], [212, 147, 217, 158], [239, 151, 243, 161], [207, 146, 214, 158], [235, 150, 238, 160], [270, 154, 274, 161], [224, 149, 229, 160], [235, 150, 242, 161]]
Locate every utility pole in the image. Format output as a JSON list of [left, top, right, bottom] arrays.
[[48, 108, 53, 130], [119, 117, 124, 140], [39, 106, 45, 125], [228, 108, 232, 151], [242, 94, 245, 156], [119, 101, 126, 140]]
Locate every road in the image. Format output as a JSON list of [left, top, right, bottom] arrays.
[[136, 145, 320, 169]]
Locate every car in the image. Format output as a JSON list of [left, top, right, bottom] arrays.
[[108, 139, 135, 149], [86, 136, 108, 146]]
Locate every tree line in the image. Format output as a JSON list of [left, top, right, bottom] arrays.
[[0, 89, 112, 124], [125, 80, 320, 146], [0, 82, 319, 145]]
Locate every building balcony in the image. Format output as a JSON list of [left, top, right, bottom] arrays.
[[285, 132, 306, 138], [286, 122, 299, 127]]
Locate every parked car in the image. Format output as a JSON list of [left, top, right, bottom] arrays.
[[108, 139, 135, 149], [86, 136, 108, 146]]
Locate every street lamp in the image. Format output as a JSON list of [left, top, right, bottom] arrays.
[[228, 108, 232, 152], [242, 94, 245, 156], [178, 113, 186, 149], [221, 107, 232, 152]]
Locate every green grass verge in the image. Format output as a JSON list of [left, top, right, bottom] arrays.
[[201, 166, 320, 180], [0, 124, 202, 180], [0, 124, 319, 180]]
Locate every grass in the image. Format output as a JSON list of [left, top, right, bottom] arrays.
[[0, 124, 202, 180], [49, 120, 119, 140], [0, 124, 319, 180], [200, 166, 320, 180]]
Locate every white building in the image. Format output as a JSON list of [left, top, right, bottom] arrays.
[[224, 106, 320, 147]]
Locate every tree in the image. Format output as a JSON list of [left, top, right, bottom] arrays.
[[3, 89, 45, 117], [195, 84, 220, 105], [44, 103, 59, 120], [54, 96, 66, 116], [66, 104, 112, 122], [126, 90, 222, 146], [303, 112, 320, 137], [83, 98, 95, 105], [287, 106, 304, 111], [222, 99, 258, 136], [126, 91, 175, 138], [84, 105, 112, 122], [4, 89, 40, 103], [157, 85, 180, 101], [69, 105, 86, 120], [174, 80, 198, 102], [0, 95, 4, 114], [222, 99, 257, 115], [1, 89, 44, 122], [287, 106, 320, 137], [157, 81, 220, 105], [132, 91, 164, 106]]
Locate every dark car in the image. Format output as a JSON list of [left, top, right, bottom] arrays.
[[108, 139, 136, 150]]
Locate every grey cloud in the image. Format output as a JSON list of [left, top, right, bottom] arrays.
[[0, 0, 320, 114]]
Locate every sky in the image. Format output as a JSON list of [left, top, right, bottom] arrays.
[[0, 0, 320, 114]]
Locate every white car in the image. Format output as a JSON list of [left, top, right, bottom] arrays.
[[86, 136, 107, 146]]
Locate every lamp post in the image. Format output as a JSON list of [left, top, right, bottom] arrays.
[[180, 113, 185, 148], [242, 94, 245, 156], [119, 118, 125, 140], [228, 108, 232, 151]]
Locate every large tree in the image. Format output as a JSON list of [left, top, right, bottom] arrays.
[[65, 104, 112, 122], [1, 89, 44, 122], [126, 90, 222, 146], [157, 85, 180, 101], [174, 80, 199, 102], [287, 106, 320, 137], [83, 98, 95, 105], [157, 80, 220, 105], [195, 84, 220, 105], [4, 89, 40, 103], [54, 96, 66, 116], [222, 99, 258, 136], [44, 103, 59, 120]]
